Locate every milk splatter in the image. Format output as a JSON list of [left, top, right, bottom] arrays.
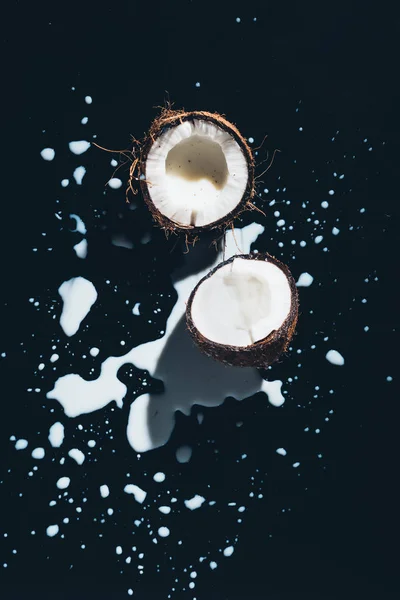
[[184, 495, 205, 510], [40, 148, 55, 161], [70, 214, 87, 234], [100, 485, 110, 498], [48, 422, 64, 447], [73, 239, 88, 259], [296, 272, 314, 287], [124, 484, 147, 504], [46, 524, 59, 537], [68, 449, 85, 465], [108, 178, 123, 189], [73, 166, 86, 185], [326, 349, 345, 366], [58, 277, 97, 337], [69, 140, 91, 155], [46, 224, 285, 451]]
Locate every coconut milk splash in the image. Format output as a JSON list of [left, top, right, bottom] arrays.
[[47, 224, 285, 452]]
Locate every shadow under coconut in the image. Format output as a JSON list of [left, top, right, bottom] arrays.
[[127, 312, 271, 452], [126, 223, 285, 453]]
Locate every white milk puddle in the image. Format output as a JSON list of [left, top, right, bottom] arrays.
[[58, 277, 97, 337], [47, 224, 285, 452]]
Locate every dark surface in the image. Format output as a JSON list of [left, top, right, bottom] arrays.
[[1, 0, 399, 598]]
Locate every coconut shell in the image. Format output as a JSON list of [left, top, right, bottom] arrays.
[[185, 253, 299, 368], [137, 109, 255, 236]]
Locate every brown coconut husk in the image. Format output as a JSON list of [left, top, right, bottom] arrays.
[[186, 252, 299, 368], [129, 108, 256, 241]]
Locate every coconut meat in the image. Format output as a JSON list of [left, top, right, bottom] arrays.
[[145, 119, 248, 227], [190, 258, 292, 347]]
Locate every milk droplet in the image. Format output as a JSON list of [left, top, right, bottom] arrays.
[[73, 166, 86, 185], [41, 148, 55, 161], [31, 447, 45, 459], [68, 448, 85, 465], [158, 526, 170, 538], [124, 484, 147, 504], [326, 349, 345, 366], [108, 178, 123, 189], [73, 239, 88, 259], [100, 485, 110, 498], [276, 447, 287, 456], [56, 476, 70, 489], [69, 141, 91, 155], [48, 422, 64, 447], [58, 277, 97, 337], [46, 524, 59, 537], [296, 272, 314, 287], [15, 439, 28, 450], [184, 495, 205, 510], [223, 546, 234, 557]]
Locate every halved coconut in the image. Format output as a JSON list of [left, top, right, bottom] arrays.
[[186, 253, 299, 367], [138, 110, 254, 234]]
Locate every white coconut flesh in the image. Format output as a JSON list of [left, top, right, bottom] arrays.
[[145, 119, 249, 227], [190, 258, 292, 347]]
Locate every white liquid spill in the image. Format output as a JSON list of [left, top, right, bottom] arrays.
[[100, 484, 110, 498], [40, 148, 55, 161], [296, 272, 314, 287], [46, 524, 59, 537], [73, 239, 88, 259], [158, 506, 171, 514], [90, 347, 99, 357], [58, 277, 97, 337], [31, 447, 45, 459], [132, 303, 140, 316], [176, 445, 192, 463], [158, 526, 170, 538], [48, 422, 64, 447], [223, 546, 234, 557], [108, 178, 123, 189], [124, 484, 147, 504], [68, 448, 85, 465], [326, 349, 345, 366], [184, 495, 205, 510], [276, 447, 287, 456], [73, 166, 86, 185], [69, 140, 91, 155], [70, 214, 87, 234], [56, 476, 70, 489], [46, 224, 284, 451]]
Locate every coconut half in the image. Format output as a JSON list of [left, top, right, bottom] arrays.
[[186, 253, 299, 367], [138, 110, 254, 234]]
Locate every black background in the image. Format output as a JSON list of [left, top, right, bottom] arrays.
[[1, 0, 399, 598]]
